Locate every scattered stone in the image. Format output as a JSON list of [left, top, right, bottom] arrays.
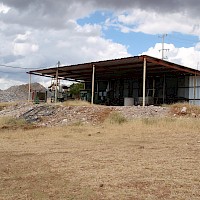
[[181, 107, 187, 114], [191, 113, 196, 117], [0, 102, 171, 127], [62, 119, 68, 123], [99, 184, 104, 187], [88, 134, 91, 136], [138, 146, 144, 149]]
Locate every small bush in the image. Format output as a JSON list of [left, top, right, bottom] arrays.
[[108, 112, 127, 124]]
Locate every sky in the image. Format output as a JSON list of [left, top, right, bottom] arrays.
[[0, 0, 200, 89]]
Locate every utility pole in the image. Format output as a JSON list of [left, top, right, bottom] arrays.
[[159, 34, 168, 60]]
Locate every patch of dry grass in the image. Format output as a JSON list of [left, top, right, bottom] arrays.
[[0, 102, 17, 111], [169, 102, 200, 116], [62, 100, 92, 106], [0, 116, 35, 130], [106, 111, 127, 124], [0, 118, 199, 199]]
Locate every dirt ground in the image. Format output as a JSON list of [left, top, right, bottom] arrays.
[[0, 118, 200, 200]]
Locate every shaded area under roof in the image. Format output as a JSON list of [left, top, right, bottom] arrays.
[[28, 55, 200, 81]]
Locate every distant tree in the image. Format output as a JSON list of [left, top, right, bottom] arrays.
[[69, 83, 84, 99]]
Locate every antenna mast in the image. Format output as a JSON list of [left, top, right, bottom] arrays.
[[159, 34, 168, 60]]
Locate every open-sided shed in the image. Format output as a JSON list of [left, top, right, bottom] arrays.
[[28, 55, 200, 106]]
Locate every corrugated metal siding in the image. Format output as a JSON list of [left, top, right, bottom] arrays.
[[189, 76, 200, 105]]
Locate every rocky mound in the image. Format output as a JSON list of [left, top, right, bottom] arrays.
[[0, 83, 46, 102], [0, 102, 170, 127]]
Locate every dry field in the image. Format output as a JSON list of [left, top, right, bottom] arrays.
[[0, 116, 200, 199]]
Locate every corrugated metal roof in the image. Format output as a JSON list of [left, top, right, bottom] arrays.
[[28, 55, 200, 81]]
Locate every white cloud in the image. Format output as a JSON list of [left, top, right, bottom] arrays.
[[112, 9, 200, 36], [142, 43, 200, 69], [12, 31, 39, 56], [0, 3, 10, 13], [13, 43, 39, 56], [0, 78, 24, 90], [0, 20, 130, 89]]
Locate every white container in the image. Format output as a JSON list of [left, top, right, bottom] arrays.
[[124, 97, 134, 106]]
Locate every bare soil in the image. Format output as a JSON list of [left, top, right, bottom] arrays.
[[0, 118, 200, 199]]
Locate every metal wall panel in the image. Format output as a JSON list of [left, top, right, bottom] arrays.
[[189, 76, 200, 105]]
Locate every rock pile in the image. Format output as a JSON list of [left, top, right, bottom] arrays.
[[0, 102, 170, 127], [0, 83, 47, 102]]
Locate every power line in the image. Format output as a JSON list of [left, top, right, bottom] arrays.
[[0, 70, 26, 74], [0, 64, 40, 69]]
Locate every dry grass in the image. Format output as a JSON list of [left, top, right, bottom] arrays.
[[0, 102, 17, 111], [168, 102, 200, 116], [0, 117, 36, 130], [0, 117, 200, 199], [106, 111, 127, 124], [62, 100, 92, 106]]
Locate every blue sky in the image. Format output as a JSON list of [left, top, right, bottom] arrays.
[[78, 10, 199, 56], [0, 0, 200, 89]]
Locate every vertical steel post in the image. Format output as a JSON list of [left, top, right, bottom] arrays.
[[28, 73, 31, 102], [55, 61, 60, 103], [143, 57, 146, 107], [91, 64, 95, 105]]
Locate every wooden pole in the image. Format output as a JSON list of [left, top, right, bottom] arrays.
[[55, 61, 60, 103], [28, 73, 31, 102], [143, 57, 146, 107], [91, 64, 95, 105]]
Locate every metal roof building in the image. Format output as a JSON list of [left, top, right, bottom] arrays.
[[28, 55, 200, 106]]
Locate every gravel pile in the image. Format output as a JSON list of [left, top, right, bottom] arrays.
[[116, 105, 169, 119], [0, 102, 170, 127], [0, 83, 47, 102]]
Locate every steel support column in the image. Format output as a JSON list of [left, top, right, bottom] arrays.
[[91, 64, 95, 104], [143, 57, 147, 107], [55, 61, 60, 103], [28, 73, 31, 102]]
